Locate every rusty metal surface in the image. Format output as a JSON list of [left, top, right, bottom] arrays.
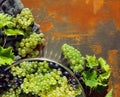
[[21, 0, 120, 97]]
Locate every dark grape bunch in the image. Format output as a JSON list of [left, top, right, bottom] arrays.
[[0, 88, 23, 97], [0, 65, 23, 92]]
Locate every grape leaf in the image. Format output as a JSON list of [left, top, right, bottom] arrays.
[[0, 46, 15, 65], [4, 29, 24, 36], [82, 70, 98, 88], [98, 57, 110, 72], [105, 89, 113, 97], [86, 55, 98, 68], [0, 13, 14, 28], [98, 71, 111, 80], [97, 71, 111, 86]]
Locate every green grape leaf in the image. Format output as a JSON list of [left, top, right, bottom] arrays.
[[86, 55, 98, 68], [98, 57, 110, 72], [0, 13, 14, 28], [98, 82, 108, 87], [0, 46, 15, 65], [4, 29, 24, 36], [97, 71, 111, 86], [98, 71, 111, 80], [82, 70, 98, 88], [105, 89, 113, 97]]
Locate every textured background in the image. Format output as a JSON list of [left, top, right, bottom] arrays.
[[21, 0, 120, 97]]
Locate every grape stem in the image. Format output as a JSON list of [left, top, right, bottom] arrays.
[[3, 36, 7, 47]]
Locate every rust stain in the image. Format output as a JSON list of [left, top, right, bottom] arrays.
[[45, 0, 120, 32], [21, 0, 43, 8], [91, 44, 102, 54], [108, 0, 120, 30], [93, 0, 104, 14], [108, 50, 120, 97], [40, 21, 53, 32], [114, 84, 120, 97], [46, 0, 97, 32], [52, 32, 94, 38], [85, 0, 90, 4], [108, 50, 118, 65], [22, 0, 120, 32]]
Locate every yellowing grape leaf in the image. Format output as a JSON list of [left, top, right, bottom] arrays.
[[93, 0, 104, 14]]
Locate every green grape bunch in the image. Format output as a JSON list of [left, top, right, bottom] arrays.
[[62, 44, 85, 72], [11, 61, 49, 77], [18, 33, 45, 57], [11, 61, 81, 97], [14, 8, 34, 30], [21, 70, 65, 95]]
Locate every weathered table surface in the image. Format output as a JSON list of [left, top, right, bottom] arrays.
[[22, 0, 120, 97]]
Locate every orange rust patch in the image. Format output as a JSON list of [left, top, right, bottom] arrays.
[[21, 0, 43, 8], [91, 44, 102, 54], [93, 0, 104, 14], [22, 0, 120, 32], [40, 22, 53, 32], [108, 50, 118, 65], [108, 50, 120, 97], [108, 50, 119, 76], [52, 32, 94, 39], [114, 84, 120, 97], [108, 0, 120, 30]]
